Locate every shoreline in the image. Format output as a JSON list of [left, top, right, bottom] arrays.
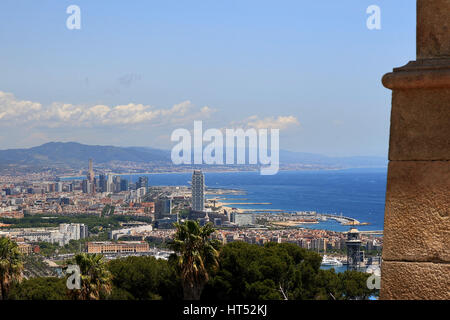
[[58, 166, 387, 180]]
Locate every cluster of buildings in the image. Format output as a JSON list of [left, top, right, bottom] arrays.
[[86, 166, 149, 196], [0, 165, 205, 227], [0, 189, 156, 218], [210, 227, 382, 253], [0, 160, 155, 216], [0, 223, 88, 247], [0, 172, 157, 219]]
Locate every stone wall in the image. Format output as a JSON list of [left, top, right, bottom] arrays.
[[380, 0, 450, 300]]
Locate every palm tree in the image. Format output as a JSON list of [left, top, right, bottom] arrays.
[[67, 253, 112, 300], [0, 237, 23, 300], [169, 220, 220, 300]]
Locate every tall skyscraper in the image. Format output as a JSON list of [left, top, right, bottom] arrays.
[[86, 159, 95, 194], [191, 170, 205, 212], [136, 176, 149, 194], [120, 178, 129, 192], [106, 175, 114, 193], [55, 182, 63, 192], [99, 174, 107, 192], [113, 176, 121, 193], [82, 179, 91, 194], [87, 159, 94, 183]]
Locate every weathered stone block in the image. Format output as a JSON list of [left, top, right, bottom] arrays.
[[382, 161, 450, 262], [389, 88, 450, 160], [417, 0, 450, 59], [380, 261, 450, 300]]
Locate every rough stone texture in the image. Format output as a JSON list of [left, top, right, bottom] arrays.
[[380, 261, 450, 300], [381, 0, 450, 300], [383, 161, 450, 262], [417, 0, 450, 59], [388, 88, 450, 161]]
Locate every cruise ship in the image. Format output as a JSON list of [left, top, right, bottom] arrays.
[[321, 255, 343, 267]]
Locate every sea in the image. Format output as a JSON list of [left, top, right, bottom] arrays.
[[124, 167, 387, 232]]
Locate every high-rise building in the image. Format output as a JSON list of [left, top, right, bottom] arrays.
[[99, 174, 107, 192], [163, 198, 172, 215], [106, 175, 114, 193], [80, 224, 89, 239], [81, 180, 91, 194], [113, 176, 121, 193], [55, 182, 63, 192], [229, 211, 236, 223], [311, 238, 327, 252], [87, 159, 95, 183], [155, 198, 172, 219], [191, 170, 205, 212], [120, 178, 129, 192], [86, 159, 96, 194], [136, 187, 147, 199], [346, 228, 362, 271], [136, 176, 149, 193], [59, 223, 88, 242]]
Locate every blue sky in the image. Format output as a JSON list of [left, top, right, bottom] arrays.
[[0, 0, 415, 156]]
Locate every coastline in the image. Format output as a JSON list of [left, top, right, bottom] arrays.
[[59, 166, 387, 180]]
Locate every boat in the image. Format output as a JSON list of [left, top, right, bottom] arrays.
[[365, 265, 381, 276], [321, 255, 343, 267], [154, 251, 170, 260]]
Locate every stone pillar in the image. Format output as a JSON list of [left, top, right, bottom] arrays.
[[380, 0, 450, 300]]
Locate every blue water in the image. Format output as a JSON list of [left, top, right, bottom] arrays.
[[126, 168, 387, 232], [320, 265, 348, 273]]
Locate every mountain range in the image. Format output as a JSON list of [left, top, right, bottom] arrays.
[[0, 142, 387, 168]]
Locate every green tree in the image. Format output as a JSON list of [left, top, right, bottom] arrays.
[[107, 256, 182, 300], [337, 270, 373, 300], [313, 269, 341, 300], [202, 242, 373, 300], [168, 220, 220, 300], [8, 277, 68, 300], [0, 237, 23, 300], [66, 253, 112, 300], [203, 242, 314, 300]]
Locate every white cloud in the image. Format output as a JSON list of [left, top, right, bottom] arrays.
[[0, 91, 42, 121], [0, 90, 301, 149], [0, 91, 214, 128], [231, 115, 300, 130]]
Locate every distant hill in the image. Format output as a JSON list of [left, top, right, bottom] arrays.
[[0, 142, 387, 168], [0, 142, 171, 166]]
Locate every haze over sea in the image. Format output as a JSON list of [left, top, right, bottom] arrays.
[[127, 168, 387, 232]]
